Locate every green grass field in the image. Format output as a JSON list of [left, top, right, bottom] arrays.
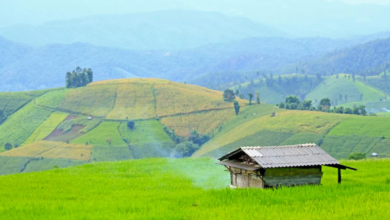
[[0, 158, 389, 219], [72, 121, 126, 146], [91, 146, 134, 162]]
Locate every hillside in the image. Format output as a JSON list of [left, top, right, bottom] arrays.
[[290, 37, 390, 77], [0, 78, 246, 175], [0, 158, 389, 219], [194, 104, 390, 160], [0, 10, 285, 50], [0, 36, 369, 92]]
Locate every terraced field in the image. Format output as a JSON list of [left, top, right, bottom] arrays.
[[72, 121, 126, 146], [0, 141, 92, 161]]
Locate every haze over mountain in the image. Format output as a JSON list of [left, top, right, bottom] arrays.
[[0, 10, 285, 50], [1, 0, 390, 38]]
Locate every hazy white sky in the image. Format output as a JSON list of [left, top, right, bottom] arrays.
[[330, 0, 390, 4]]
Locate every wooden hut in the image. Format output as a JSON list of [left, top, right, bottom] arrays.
[[217, 144, 356, 188]]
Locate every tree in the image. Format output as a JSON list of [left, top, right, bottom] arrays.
[[4, 143, 12, 151], [302, 100, 312, 110], [66, 72, 72, 88], [171, 141, 199, 158], [319, 98, 331, 110], [285, 96, 300, 104], [234, 101, 240, 115], [278, 76, 282, 84], [75, 66, 82, 73], [344, 108, 353, 114], [71, 71, 79, 87], [79, 72, 88, 86], [127, 121, 135, 129], [223, 89, 236, 102], [336, 106, 344, 114], [279, 102, 285, 108], [348, 152, 366, 160], [256, 92, 260, 104], [86, 68, 93, 83], [248, 93, 254, 105], [235, 90, 239, 96], [188, 130, 210, 146]]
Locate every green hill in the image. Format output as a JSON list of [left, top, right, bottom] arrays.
[[0, 158, 389, 219], [2, 77, 390, 176], [0, 78, 245, 175]]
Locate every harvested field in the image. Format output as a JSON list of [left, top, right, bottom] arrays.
[[0, 141, 92, 161]]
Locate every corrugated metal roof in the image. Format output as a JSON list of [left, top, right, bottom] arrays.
[[216, 160, 261, 171], [219, 144, 340, 168]]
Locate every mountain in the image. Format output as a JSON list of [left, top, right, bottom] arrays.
[[292, 37, 390, 76], [0, 10, 286, 50], [2, 0, 390, 38], [1, 35, 382, 92]]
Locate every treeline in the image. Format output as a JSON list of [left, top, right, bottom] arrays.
[[65, 67, 93, 88], [277, 96, 367, 116]]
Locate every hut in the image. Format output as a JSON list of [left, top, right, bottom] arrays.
[[217, 144, 356, 188]]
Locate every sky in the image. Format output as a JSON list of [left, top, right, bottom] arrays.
[[333, 0, 390, 4]]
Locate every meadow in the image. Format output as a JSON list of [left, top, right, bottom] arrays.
[[71, 121, 126, 146], [0, 158, 389, 219]]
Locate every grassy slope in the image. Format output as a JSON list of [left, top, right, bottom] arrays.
[[195, 109, 350, 157], [0, 102, 52, 150], [306, 75, 384, 106], [231, 74, 319, 104], [72, 121, 126, 146], [23, 112, 69, 145], [0, 158, 389, 219]]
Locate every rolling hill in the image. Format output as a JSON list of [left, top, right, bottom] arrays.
[[2, 77, 390, 176], [0, 78, 246, 175]]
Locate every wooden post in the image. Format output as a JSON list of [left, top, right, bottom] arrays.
[[338, 168, 341, 184]]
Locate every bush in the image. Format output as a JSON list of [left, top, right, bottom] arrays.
[[4, 143, 12, 151], [14, 143, 20, 148], [348, 152, 366, 160], [171, 141, 199, 158], [127, 121, 135, 129]]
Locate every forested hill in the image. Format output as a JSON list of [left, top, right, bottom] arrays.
[[0, 10, 285, 50], [291, 37, 390, 76], [0, 36, 379, 92]]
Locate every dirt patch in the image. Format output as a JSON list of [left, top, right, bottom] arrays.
[[44, 125, 86, 142], [64, 114, 78, 121]]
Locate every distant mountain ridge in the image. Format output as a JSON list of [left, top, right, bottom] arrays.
[[0, 10, 286, 50]]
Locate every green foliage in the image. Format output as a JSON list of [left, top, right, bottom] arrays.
[[319, 98, 331, 110], [223, 89, 236, 102], [188, 130, 210, 146], [4, 143, 12, 151], [247, 93, 253, 105], [171, 141, 199, 158], [233, 101, 240, 115], [127, 121, 135, 129], [348, 152, 366, 160], [66, 67, 93, 88]]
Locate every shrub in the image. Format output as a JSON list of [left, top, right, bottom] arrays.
[[171, 141, 199, 158], [127, 121, 135, 129], [348, 152, 366, 160], [223, 89, 236, 102], [4, 143, 12, 151], [14, 143, 20, 148]]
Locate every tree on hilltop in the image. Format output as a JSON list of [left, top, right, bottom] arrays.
[[248, 93, 254, 105], [4, 143, 12, 151], [65, 67, 94, 88]]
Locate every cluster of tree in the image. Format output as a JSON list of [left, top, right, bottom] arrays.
[[278, 96, 367, 116], [170, 129, 210, 158], [127, 121, 135, 129], [348, 152, 366, 160], [65, 67, 93, 88], [4, 142, 19, 151]]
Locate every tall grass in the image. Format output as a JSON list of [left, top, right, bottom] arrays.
[[0, 158, 389, 219]]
